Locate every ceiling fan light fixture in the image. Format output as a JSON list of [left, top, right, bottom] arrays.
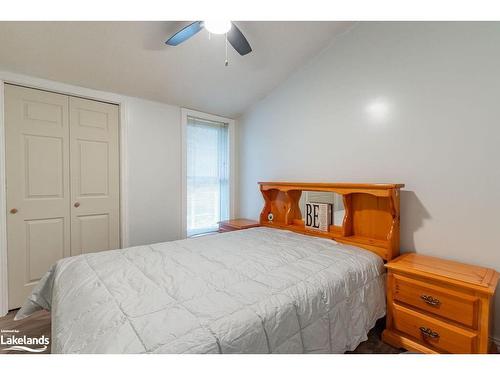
[[204, 20, 232, 35]]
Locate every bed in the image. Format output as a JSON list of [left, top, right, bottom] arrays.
[[17, 182, 404, 354]]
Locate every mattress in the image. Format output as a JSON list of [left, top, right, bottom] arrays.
[[17, 227, 386, 354]]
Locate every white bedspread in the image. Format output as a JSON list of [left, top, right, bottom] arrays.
[[17, 227, 386, 354]]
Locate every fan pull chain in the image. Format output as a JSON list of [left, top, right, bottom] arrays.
[[225, 33, 229, 66]]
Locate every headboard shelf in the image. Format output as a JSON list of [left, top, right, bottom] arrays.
[[259, 182, 404, 197], [258, 181, 405, 261]]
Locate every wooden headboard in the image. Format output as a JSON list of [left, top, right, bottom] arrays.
[[258, 182, 405, 261]]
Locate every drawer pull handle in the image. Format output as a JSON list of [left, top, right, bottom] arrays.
[[419, 326, 439, 339], [420, 294, 440, 306]]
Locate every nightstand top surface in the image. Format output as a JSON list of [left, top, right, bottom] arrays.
[[386, 253, 499, 295], [219, 219, 260, 229]]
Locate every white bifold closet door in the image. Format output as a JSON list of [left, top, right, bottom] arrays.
[[69, 96, 120, 256], [5, 85, 120, 309]]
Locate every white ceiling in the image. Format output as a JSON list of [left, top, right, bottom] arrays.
[[0, 21, 353, 117]]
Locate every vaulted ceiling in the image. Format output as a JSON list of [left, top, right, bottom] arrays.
[[0, 21, 353, 117]]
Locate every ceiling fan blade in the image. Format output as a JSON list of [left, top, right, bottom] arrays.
[[165, 21, 203, 46], [227, 23, 252, 56]]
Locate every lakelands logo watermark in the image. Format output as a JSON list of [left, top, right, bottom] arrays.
[[1, 329, 49, 353]]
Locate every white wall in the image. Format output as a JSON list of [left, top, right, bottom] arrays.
[[238, 22, 500, 340], [126, 97, 181, 245]]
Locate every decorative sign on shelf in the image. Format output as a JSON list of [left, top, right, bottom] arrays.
[[305, 202, 333, 232]]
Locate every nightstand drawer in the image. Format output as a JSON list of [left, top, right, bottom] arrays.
[[393, 274, 478, 328], [392, 303, 477, 353]]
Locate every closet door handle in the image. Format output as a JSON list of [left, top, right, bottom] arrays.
[[74, 202, 80, 208], [10, 208, 18, 214]]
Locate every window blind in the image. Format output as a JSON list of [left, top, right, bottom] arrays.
[[186, 116, 229, 236]]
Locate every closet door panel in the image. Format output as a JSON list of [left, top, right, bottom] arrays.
[[69, 97, 120, 255], [5, 85, 71, 309]]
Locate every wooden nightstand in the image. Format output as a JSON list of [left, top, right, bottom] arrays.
[[382, 253, 499, 354], [218, 219, 260, 233]]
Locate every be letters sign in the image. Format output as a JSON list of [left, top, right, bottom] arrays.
[[305, 202, 333, 232]]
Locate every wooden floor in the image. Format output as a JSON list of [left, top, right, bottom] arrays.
[[0, 310, 402, 354]]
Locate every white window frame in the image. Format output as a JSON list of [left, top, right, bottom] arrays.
[[181, 108, 236, 238]]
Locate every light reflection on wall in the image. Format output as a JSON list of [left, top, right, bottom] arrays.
[[365, 97, 392, 126]]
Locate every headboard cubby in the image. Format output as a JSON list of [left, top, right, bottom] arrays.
[[258, 182, 405, 261]]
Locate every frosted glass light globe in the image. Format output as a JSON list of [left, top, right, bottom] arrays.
[[204, 20, 232, 34]]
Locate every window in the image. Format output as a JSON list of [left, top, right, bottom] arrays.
[[183, 111, 234, 237]]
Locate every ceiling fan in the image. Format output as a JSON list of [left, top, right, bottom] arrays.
[[165, 21, 252, 65]]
